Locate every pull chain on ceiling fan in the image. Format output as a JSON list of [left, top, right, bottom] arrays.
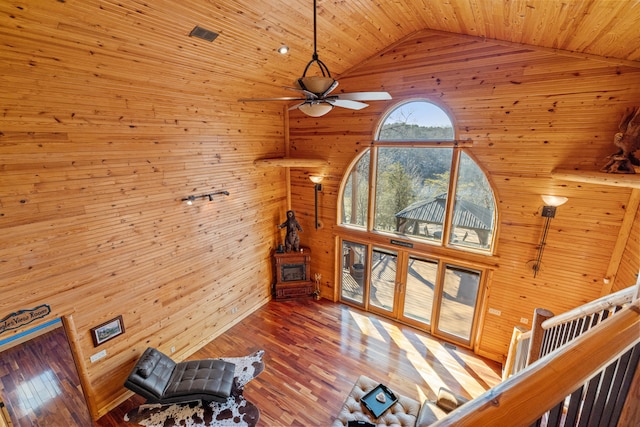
[[238, 0, 392, 117]]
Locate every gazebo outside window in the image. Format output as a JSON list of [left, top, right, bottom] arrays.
[[395, 192, 493, 248]]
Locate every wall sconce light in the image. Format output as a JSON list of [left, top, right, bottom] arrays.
[[181, 190, 230, 205], [309, 175, 323, 229], [532, 195, 568, 277]]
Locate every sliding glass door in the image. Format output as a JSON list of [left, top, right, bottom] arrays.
[[401, 256, 437, 325], [433, 265, 481, 343], [339, 240, 483, 347], [369, 248, 398, 315], [340, 240, 368, 306]]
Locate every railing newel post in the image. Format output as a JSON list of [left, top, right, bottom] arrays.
[[526, 308, 554, 366]]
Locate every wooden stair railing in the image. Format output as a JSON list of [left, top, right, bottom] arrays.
[[502, 326, 529, 381], [534, 285, 636, 363], [503, 285, 637, 379], [431, 298, 640, 426]]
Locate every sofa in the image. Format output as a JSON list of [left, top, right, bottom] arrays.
[[124, 347, 236, 404], [332, 375, 468, 427]]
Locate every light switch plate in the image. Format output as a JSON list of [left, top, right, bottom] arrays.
[[90, 349, 107, 363]]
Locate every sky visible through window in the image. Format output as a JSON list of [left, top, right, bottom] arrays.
[[383, 101, 452, 127]]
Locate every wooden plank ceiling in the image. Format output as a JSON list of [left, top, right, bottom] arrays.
[[6, 0, 637, 103]]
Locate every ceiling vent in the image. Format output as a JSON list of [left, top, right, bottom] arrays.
[[189, 26, 219, 42]]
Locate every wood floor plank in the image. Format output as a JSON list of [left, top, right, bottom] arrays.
[[1, 301, 502, 426], [0, 326, 92, 427], [100, 299, 502, 426]]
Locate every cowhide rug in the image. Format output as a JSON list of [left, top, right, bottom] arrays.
[[125, 350, 265, 427]]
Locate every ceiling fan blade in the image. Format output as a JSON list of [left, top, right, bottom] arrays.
[[238, 97, 306, 102], [288, 102, 306, 111], [284, 86, 318, 99], [238, 0, 391, 117], [321, 79, 339, 97], [328, 99, 370, 110], [335, 91, 392, 101]]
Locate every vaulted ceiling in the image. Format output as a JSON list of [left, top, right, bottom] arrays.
[[106, 0, 640, 87], [11, 0, 637, 102]]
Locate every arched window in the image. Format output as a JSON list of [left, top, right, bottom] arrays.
[[378, 100, 454, 140], [338, 100, 497, 347], [341, 100, 496, 252]]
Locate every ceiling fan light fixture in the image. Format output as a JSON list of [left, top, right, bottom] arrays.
[[298, 76, 336, 94], [299, 102, 333, 117], [236, 0, 391, 115]]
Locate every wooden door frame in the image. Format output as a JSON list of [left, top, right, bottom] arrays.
[[60, 313, 99, 420], [0, 313, 96, 422]]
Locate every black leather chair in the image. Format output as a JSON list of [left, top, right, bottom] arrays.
[[124, 347, 236, 403]]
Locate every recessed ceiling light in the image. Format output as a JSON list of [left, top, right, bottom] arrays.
[[278, 45, 289, 54]]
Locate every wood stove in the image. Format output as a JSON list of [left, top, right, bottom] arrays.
[[272, 247, 313, 299]]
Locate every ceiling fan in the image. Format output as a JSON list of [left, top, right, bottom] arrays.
[[238, 0, 392, 117]]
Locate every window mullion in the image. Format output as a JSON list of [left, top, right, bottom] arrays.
[[442, 147, 461, 247], [374, 140, 473, 148], [367, 146, 379, 232]]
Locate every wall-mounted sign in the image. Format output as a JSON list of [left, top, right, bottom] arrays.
[[390, 239, 413, 248], [0, 304, 51, 336]]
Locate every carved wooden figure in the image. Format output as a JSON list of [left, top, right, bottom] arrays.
[[602, 106, 640, 173], [278, 210, 303, 252]]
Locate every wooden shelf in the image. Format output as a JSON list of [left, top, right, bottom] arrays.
[[254, 157, 329, 168], [552, 169, 640, 189]]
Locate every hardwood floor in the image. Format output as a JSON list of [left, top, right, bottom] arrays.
[[2, 300, 503, 426], [101, 299, 502, 426], [0, 326, 92, 426]]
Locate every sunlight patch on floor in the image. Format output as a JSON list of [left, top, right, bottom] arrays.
[[414, 384, 430, 404], [413, 334, 492, 397], [381, 320, 449, 396], [348, 310, 387, 343], [343, 307, 499, 399]]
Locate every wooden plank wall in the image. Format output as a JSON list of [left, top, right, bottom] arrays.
[[0, 1, 290, 419], [288, 30, 640, 362], [615, 197, 640, 292], [1, 0, 640, 419]]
